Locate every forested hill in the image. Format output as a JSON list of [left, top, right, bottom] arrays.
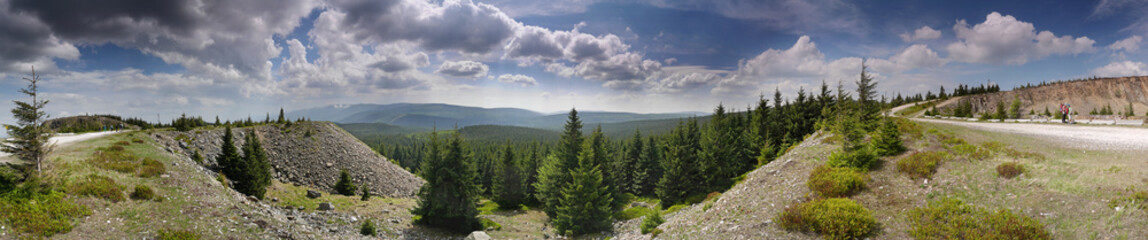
[[290, 103, 702, 129]]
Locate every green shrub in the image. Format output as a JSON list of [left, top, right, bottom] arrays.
[[157, 229, 200, 240], [360, 186, 371, 201], [665, 204, 689, 214], [131, 138, 145, 144], [827, 148, 878, 170], [807, 165, 867, 198], [996, 162, 1025, 179], [908, 198, 1049, 240], [776, 198, 877, 240], [871, 117, 905, 157], [139, 158, 166, 178], [108, 145, 125, 152], [980, 141, 1007, 153], [88, 149, 138, 173], [0, 166, 23, 193], [640, 211, 664, 234], [130, 185, 155, 201], [191, 150, 204, 164], [67, 174, 125, 202], [941, 137, 967, 146], [897, 151, 948, 180], [0, 188, 92, 237], [360, 219, 378, 236], [334, 169, 356, 196], [480, 217, 502, 231], [114, 141, 131, 146]]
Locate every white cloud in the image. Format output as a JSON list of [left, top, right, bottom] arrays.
[[899, 26, 942, 42], [1092, 61, 1148, 77], [946, 12, 1096, 65], [436, 60, 490, 78], [505, 24, 663, 90], [1109, 35, 1142, 53], [497, 74, 537, 86], [329, 0, 519, 54]]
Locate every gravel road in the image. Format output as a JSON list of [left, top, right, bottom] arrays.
[[912, 118, 1148, 151], [0, 131, 122, 163]]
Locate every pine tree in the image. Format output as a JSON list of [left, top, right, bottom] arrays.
[[493, 144, 524, 209], [2, 67, 53, 176], [856, 60, 878, 121], [657, 118, 703, 207], [1009, 97, 1022, 119], [412, 131, 481, 233], [1044, 106, 1052, 117], [335, 169, 357, 196], [995, 101, 1007, 121], [521, 142, 541, 205], [235, 129, 271, 199], [617, 129, 643, 195], [637, 136, 662, 196], [535, 109, 583, 218], [553, 140, 613, 236]]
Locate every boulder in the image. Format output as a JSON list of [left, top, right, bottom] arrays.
[[465, 231, 492, 240], [317, 202, 334, 211], [306, 190, 321, 199]]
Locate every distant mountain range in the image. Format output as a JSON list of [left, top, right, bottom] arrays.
[[290, 103, 706, 130]]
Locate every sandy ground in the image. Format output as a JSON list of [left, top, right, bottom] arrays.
[[0, 131, 123, 163]]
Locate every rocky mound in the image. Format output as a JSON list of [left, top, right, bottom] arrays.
[[937, 76, 1148, 117], [151, 122, 424, 198]]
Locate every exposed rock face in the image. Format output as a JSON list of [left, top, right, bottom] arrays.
[[938, 76, 1148, 117], [151, 122, 424, 198]]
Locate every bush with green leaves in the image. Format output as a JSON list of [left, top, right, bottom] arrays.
[[139, 158, 166, 178], [807, 165, 866, 198], [157, 229, 201, 240], [897, 151, 949, 180], [947, 143, 990, 161], [777, 198, 877, 240], [130, 185, 156, 201], [334, 169, 356, 196], [640, 211, 664, 234], [996, 162, 1025, 179], [908, 198, 1049, 239], [827, 147, 878, 170], [0, 182, 92, 238], [67, 174, 125, 202]]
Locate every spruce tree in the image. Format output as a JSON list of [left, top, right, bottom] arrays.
[[216, 126, 241, 178], [235, 129, 271, 199], [335, 169, 357, 196], [535, 109, 582, 218], [618, 129, 643, 195], [2, 67, 53, 176], [553, 140, 613, 236], [277, 108, 286, 124], [412, 131, 481, 232], [586, 125, 622, 209], [521, 142, 541, 205], [856, 61, 879, 121], [493, 144, 524, 209], [657, 118, 703, 207], [871, 117, 905, 157], [637, 136, 662, 196]]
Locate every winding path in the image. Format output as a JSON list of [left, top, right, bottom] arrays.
[[0, 131, 123, 163]]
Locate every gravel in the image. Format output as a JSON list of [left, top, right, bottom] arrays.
[[912, 118, 1148, 151]]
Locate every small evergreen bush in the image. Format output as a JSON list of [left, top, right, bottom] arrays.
[[826, 147, 878, 170], [335, 169, 357, 196], [996, 162, 1025, 179], [360, 219, 377, 236], [640, 211, 664, 234], [68, 174, 124, 202], [871, 117, 905, 157], [777, 198, 877, 240], [360, 185, 371, 201], [897, 151, 948, 180], [807, 165, 867, 198], [130, 185, 155, 201]]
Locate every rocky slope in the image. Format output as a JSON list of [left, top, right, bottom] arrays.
[[151, 122, 424, 198], [937, 76, 1148, 117]]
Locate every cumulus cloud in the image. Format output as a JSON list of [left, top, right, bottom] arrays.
[[1109, 35, 1142, 53], [900, 26, 942, 42], [497, 74, 537, 86], [0, 1, 79, 72], [648, 66, 726, 93], [946, 12, 1095, 65], [329, 0, 518, 54], [436, 60, 490, 78], [1092, 61, 1148, 77], [504, 24, 662, 90]]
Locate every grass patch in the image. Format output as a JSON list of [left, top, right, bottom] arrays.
[[157, 229, 201, 240], [67, 174, 125, 202], [897, 151, 949, 180], [776, 198, 877, 240], [908, 198, 1050, 239], [477, 199, 499, 215], [807, 164, 867, 198], [995, 162, 1025, 179], [1108, 189, 1148, 210], [138, 158, 166, 177], [0, 185, 92, 238], [615, 205, 656, 220], [947, 143, 990, 161]]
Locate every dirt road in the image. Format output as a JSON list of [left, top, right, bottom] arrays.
[[0, 131, 122, 163], [912, 118, 1148, 151]]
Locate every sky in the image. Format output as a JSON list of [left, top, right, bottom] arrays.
[[1, 0, 1148, 123]]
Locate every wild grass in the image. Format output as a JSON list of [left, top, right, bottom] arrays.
[[897, 151, 950, 179], [0, 183, 92, 238], [908, 198, 1049, 239], [67, 174, 125, 202]]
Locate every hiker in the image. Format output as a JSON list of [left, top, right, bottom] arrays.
[[1059, 103, 1067, 123], [1068, 104, 1074, 124]]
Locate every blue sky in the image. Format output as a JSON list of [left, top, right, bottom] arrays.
[[1, 0, 1147, 122]]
